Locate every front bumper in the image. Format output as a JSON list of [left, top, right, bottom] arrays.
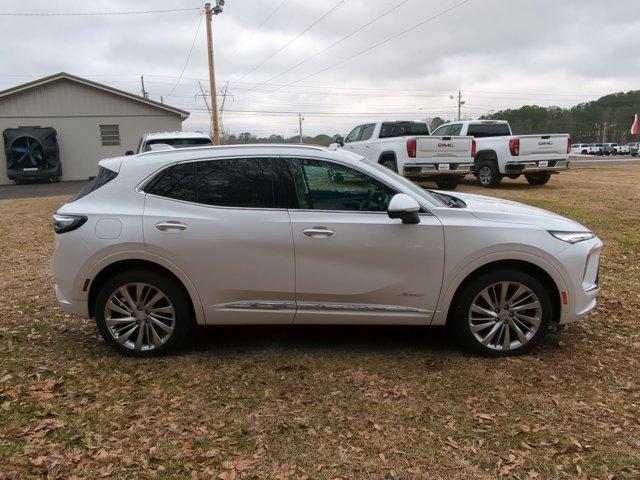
[[403, 162, 473, 178], [504, 160, 570, 174], [557, 237, 603, 324]]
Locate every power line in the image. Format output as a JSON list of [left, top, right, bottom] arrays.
[[242, 0, 474, 99], [164, 11, 205, 99], [0, 7, 201, 16], [230, 0, 351, 84], [241, 0, 411, 93], [225, 0, 289, 58]]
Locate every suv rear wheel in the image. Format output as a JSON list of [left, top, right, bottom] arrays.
[[451, 269, 552, 356], [95, 270, 191, 357]]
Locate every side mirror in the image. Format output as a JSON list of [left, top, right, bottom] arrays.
[[387, 193, 420, 224], [335, 136, 344, 147], [125, 150, 134, 156]]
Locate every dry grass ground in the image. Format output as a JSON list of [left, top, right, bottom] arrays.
[[0, 166, 639, 480]]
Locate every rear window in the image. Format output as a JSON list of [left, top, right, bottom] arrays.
[[143, 137, 212, 151], [466, 123, 511, 138], [379, 121, 430, 138], [68, 166, 118, 202], [145, 158, 276, 209]]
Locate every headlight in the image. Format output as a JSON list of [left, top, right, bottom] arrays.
[[549, 231, 595, 244], [52, 214, 87, 234]]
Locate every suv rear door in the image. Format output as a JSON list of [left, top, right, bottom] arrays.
[[142, 157, 296, 324]]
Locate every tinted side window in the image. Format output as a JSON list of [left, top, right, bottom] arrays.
[[449, 124, 462, 135], [196, 158, 274, 208], [432, 124, 451, 136], [379, 121, 430, 138], [466, 123, 511, 138], [288, 159, 396, 212], [360, 124, 376, 141], [146, 162, 196, 202], [345, 125, 363, 143]]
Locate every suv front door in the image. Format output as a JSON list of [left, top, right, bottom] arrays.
[[283, 157, 445, 325]]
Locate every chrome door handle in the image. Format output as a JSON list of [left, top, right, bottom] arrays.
[[155, 221, 188, 232], [303, 227, 335, 238]]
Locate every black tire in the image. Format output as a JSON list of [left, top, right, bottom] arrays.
[[475, 160, 501, 188], [450, 269, 552, 357], [525, 171, 551, 186], [95, 269, 192, 357], [581, 150, 588, 155], [380, 157, 398, 172], [506, 174, 520, 180], [435, 177, 460, 190]]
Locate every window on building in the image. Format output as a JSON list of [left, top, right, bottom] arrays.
[[99, 125, 121, 146]]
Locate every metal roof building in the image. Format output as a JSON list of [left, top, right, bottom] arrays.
[[0, 72, 189, 185]]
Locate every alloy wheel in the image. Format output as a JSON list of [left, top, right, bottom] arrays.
[[478, 166, 492, 186], [468, 281, 542, 351], [104, 283, 175, 351]]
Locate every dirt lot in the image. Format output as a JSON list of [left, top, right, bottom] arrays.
[[0, 166, 639, 479]]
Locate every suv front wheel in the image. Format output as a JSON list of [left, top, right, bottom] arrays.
[[450, 269, 552, 356], [95, 270, 191, 357]]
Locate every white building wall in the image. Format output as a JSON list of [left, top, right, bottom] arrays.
[[0, 79, 186, 184]]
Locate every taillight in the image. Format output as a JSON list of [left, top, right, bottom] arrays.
[[52, 214, 87, 234], [567, 137, 571, 154], [407, 138, 416, 158], [471, 138, 477, 157], [509, 138, 520, 156]]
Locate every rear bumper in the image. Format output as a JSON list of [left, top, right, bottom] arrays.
[[504, 160, 569, 174], [54, 283, 89, 317], [403, 162, 473, 178]]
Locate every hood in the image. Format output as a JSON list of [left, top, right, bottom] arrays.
[[446, 191, 589, 231]]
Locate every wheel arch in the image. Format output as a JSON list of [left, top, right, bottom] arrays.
[[377, 151, 397, 164], [86, 253, 205, 325], [474, 149, 498, 164], [433, 256, 566, 327]]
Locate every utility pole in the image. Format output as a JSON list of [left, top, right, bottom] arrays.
[[219, 81, 230, 144], [198, 80, 212, 136], [205, 1, 224, 145], [140, 75, 148, 99], [451, 91, 465, 121], [298, 114, 304, 144]]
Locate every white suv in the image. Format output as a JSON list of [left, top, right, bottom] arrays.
[[52, 145, 602, 357]]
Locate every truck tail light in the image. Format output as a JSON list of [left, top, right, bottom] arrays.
[[567, 137, 572, 154], [471, 138, 477, 157], [407, 138, 416, 158], [509, 138, 520, 156]]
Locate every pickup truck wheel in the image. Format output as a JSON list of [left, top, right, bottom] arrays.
[[524, 172, 551, 186], [476, 161, 501, 188], [506, 174, 520, 180], [381, 158, 398, 173], [435, 177, 460, 190]]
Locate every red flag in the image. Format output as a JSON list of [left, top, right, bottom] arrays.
[[632, 113, 640, 135]]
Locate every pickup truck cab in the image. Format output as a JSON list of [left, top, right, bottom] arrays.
[[126, 131, 213, 155], [433, 120, 570, 188], [335, 120, 475, 190]]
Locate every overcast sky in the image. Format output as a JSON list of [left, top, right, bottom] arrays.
[[2, 0, 640, 137]]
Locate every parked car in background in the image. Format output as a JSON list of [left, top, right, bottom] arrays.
[[51, 144, 602, 358], [334, 120, 475, 190], [126, 131, 213, 155], [614, 144, 630, 155], [603, 143, 618, 155], [570, 144, 593, 155], [626, 142, 639, 157], [432, 120, 570, 187], [593, 143, 605, 155]]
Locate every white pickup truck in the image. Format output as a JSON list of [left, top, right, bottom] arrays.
[[334, 120, 475, 190], [126, 131, 213, 155], [432, 120, 570, 187]]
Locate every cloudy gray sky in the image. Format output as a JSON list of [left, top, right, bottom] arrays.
[[2, 0, 639, 137]]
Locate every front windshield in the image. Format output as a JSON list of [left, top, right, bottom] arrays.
[[362, 159, 446, 207]]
